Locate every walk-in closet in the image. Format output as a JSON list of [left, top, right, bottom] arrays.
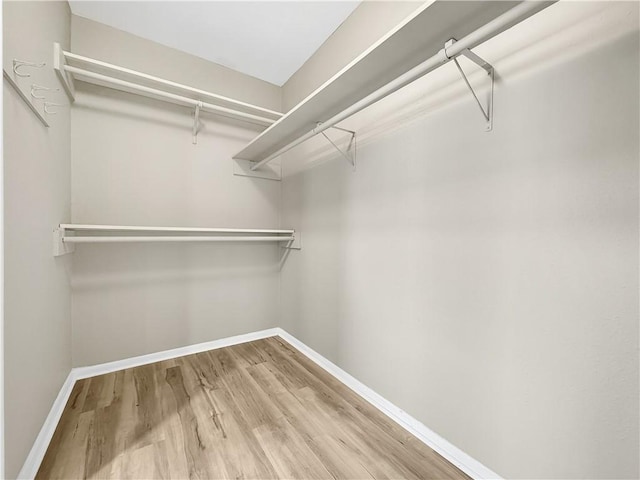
[[2, 1, 639, 478]]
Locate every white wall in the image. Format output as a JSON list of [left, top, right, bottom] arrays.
[[70, 17, 283, 366], [280, 2, 639, 478], [2, 2, 72, 478]]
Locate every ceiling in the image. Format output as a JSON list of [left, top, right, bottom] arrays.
[[68, 1, 360, 86]]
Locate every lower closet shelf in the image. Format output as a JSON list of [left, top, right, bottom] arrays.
[[53, 224, 300, 256]]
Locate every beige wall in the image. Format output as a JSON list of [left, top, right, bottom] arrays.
[[3, 2, 72, 478], [282, 1, 421, 110], [280, 2, 639, 478], [70, 17, 283, 366], [71, 15, 281, 112]]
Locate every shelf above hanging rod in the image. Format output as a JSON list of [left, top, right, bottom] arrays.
[[53, 224, 300, 256], [53, 43, 283, 127], [60, 224, 294, 234], [233, 0, 555, 169]]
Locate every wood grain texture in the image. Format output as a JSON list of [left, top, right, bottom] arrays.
[[37, 337, 470, 479]]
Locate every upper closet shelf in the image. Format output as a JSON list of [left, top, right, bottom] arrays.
[[53, 43, 282, 127], [233, 0, 555, 169]]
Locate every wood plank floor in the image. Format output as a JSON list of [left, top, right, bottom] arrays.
[[37, 337, 470, 479]]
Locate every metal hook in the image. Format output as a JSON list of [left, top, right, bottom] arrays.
[[31, 84, 59, 100], [44, 102, 64, 115], [13, 59, 46, 78], [193, 101, 203, 145]]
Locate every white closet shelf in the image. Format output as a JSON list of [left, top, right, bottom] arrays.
[[233, 0, 555, 168], [53, 44, 283, 127], [53, 224, 300, 256]]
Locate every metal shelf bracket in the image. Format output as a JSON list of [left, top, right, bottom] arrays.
[[445, 38, 494, 131], [318, 124, 357, 170]]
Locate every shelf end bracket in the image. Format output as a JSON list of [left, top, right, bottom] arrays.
[[53, 225, 74, 257], [53, 43, 75, 102], [281, 231, 302, 250]]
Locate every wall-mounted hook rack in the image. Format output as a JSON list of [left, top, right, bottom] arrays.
[[445, 38, 494, 132], [30, 84, 59, 100], [13, 59, 46, 78]]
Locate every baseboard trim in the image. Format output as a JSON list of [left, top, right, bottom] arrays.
[[17, 328, 279, 479], [17, 371, 76, 479], [274, 328, 501, 480], [73, 328, 281, 380], [18, 327, 500, 480]]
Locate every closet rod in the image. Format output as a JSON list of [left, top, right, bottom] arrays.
[[60, 224, 294, 234], [249, 0, 551, 170], [62, 50, 283, 119], [63, 236, 295, 243], [64, 65, 277, 127]]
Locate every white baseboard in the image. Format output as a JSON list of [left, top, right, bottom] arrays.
[[18, 327, 500, 480], [17, 328, 279, 479], [274, 328, 501, 480], [17, 372, 76, 479], [73, 328, 281, 380]]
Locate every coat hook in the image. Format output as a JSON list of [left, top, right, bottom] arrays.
[[13, 59, 46, 78], [31, 84, 60, 100], [44, 102, 64, 115]]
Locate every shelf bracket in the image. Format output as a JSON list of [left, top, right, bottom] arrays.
[[53, 43, 75, 102], [192, 101, 202, 144], [281, 231, 302, 250], [53, 226, 74, 257], [319, 124, 357, 170], [445, 39, 494, 131]]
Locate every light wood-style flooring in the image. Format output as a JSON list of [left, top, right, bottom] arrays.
[[37, 337, 470, 479]]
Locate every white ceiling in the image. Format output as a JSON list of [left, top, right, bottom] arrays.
[[69, 1, 360, 86]]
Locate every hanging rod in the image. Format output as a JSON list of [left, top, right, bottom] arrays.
[[60, 224, 294, 234], [53, 224, 299, 256], [248, 0, 553, 171], [64, 236, 294, 243], [54, 44, 282, 127]]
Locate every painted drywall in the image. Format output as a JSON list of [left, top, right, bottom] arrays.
[[71, 15, 281, 112], [280, 2, 639, 478], [283, 1, 422, 110], [70, 17, 283, 366], [3, 2, 72, 477]]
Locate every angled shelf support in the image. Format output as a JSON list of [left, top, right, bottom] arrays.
[[446, 38, 494, 131], [233, 159, 281, 181], [320, 125, 357, 170]]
